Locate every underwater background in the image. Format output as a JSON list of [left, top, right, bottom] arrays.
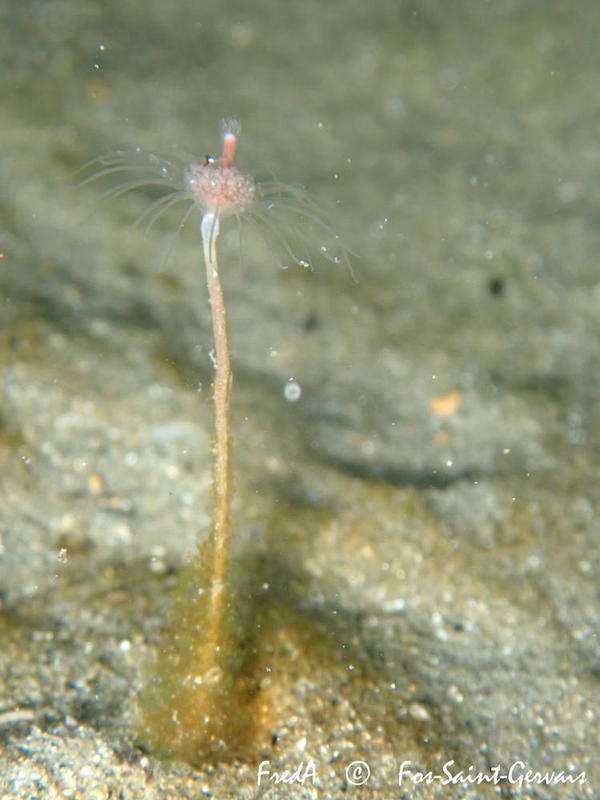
[[1, 0, 599, 797]]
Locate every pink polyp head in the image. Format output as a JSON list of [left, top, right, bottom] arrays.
[[186, 118, 255, 215], [186, 162, 256, 215]]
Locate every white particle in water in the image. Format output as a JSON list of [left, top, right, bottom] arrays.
[[284, 380, 302, 402]]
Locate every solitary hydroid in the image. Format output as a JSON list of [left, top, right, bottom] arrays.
[[81, 123, 352, 273], [140, 119, 259, 762], [82, 119, 352, 763]]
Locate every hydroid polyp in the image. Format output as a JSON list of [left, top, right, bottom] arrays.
[[80, 122, 353, 273], [142, 119, 257, 762], [82, 119, 352, 762]]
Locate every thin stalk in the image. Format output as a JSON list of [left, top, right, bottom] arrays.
[[200, 210, 231, 654], [139, 119, 270, 762]]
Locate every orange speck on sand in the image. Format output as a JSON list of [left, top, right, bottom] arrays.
[[88, 473, 104, 496], [86, 81, 110, 102], [429, 390, 463, 417]]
